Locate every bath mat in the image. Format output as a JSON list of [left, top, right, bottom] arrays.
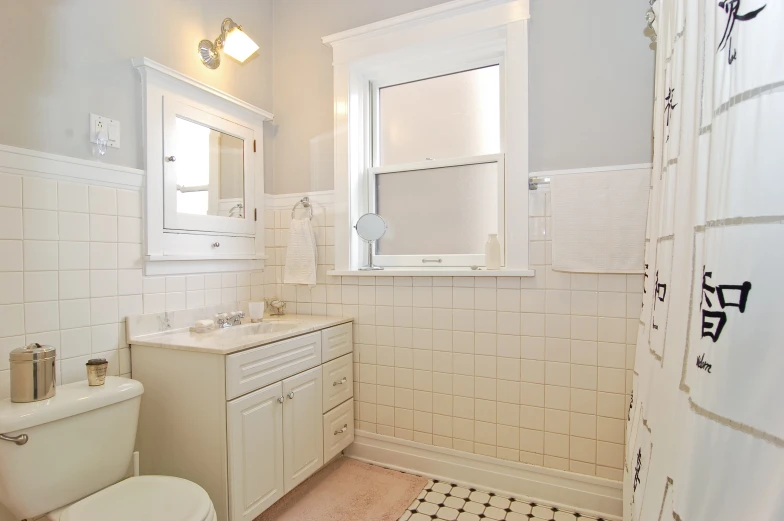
[[255, 457, 427, 521]]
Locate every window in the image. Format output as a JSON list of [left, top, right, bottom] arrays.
[[324, 0, 530, 273], [370, 66, 504, 267]]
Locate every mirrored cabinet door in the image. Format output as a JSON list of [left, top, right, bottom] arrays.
[[163, 98, 256, 235]]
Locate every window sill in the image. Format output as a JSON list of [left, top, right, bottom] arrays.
[[327, 268, 535, 277]]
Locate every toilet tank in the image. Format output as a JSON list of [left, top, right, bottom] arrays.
[[0, 377, 144, 520]]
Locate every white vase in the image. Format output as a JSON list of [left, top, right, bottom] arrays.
[[485, 234, 501, 270]]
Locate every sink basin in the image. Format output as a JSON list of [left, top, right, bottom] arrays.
[[214, 320, 301, 337]]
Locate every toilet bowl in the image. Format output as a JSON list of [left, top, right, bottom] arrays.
[[0, 377, 216, 521], [45, 476, 217, 521]]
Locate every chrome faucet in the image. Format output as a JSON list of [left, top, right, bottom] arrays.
[[215, 311, 244, 328], [215, 313, 230, 328]]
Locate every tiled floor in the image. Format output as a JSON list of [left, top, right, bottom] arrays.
[[400, 480, 602, 521]]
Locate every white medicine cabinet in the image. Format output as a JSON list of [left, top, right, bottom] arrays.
[[133, 57, 272, 274]]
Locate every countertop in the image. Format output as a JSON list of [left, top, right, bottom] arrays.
[[128, 314, 353, 355]]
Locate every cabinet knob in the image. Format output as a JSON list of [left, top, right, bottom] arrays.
[[212, 242, 220, 248], [277, 396, 284, 404], [334, 424, 348, 435], [287, 391, 295, 399], [166, 156, 176, 162], [332, 377, 347, 387]]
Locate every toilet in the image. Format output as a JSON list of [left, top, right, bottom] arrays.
[[0, 377, 216, 521]]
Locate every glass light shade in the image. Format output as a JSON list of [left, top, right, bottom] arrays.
[[223, 28, 259, 62]]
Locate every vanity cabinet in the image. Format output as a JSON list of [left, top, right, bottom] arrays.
[[131, 320, 354, 521], [227, 366, 324, 521], [227, 380, 284, 520]]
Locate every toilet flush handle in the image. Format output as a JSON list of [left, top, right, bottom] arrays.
[[0, 433, 28, 445]]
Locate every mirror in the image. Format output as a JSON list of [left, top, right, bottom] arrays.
[[174, 117, 245, 219], [355, 213, 387, 241], [355, 213, 387, 270]]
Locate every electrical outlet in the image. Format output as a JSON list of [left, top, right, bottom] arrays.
[[90, 114, 121, 149]]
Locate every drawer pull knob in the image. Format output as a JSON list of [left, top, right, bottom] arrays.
[[334, 424, 348, 435], [277, 396, 284, 404], [287, 391, 295, 399], [332, 377, 347, 387]]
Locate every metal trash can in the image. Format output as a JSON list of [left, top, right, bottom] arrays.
[[9, 343, 56, 403]]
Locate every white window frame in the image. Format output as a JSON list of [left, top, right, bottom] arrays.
[[324, 0, 530, 273]]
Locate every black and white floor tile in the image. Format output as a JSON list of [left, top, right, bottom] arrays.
[[399, 480, 603, 521]]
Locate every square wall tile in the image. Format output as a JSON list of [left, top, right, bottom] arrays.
[[58, 212, 89, 241], [59, 299, 90, 329], [117, 190, 141, 217], [0, 174, 22, 208], [24, 240, 58, 271], [58, 182, 89, 213], [0, 208, 23, 240], [23, 209, 58, 240], [24, 271, 58, 302], [90, 242, 117, 269], [89, 215, 117, 242], [88, 186, 117, 215], [0, 273, 23, 304], [0, 241, 23, 272], [23, 178, 58, 210], [24, 301, 60, 333]]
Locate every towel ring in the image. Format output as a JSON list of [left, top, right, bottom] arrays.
[[291, 196, 313, 220]]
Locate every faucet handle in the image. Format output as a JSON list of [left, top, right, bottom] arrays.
[[215, 312, 229, 327]]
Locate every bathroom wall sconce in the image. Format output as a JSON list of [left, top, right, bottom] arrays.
[[199, 18, 259, 69]]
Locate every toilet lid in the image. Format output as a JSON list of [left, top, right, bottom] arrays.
[[60, 476, 214, 521]]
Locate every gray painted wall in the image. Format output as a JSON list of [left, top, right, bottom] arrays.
[[268, 0, 655, 194], [0, 0, 273, 171]]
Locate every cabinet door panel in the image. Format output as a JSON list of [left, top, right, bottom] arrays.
[[227, 381, 284, 521], [282, 366, 324, 492]]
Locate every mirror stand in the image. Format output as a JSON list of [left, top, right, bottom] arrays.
[[355, 213, 387, 271], [360, 241, 384, 271]]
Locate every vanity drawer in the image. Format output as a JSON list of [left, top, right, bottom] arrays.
[[321, 323, 353, 363], [226, 332, 322, 400], [322, 398, 354, 462], [321, 353, 353, 413]]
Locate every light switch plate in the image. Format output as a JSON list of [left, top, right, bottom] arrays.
[[90, 113, 121, 149]]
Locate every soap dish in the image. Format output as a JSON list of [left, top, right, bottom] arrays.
[[189, 325, 215, 334], [189, 319, 215, 334]]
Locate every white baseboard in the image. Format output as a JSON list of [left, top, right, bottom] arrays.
[[345, 431, 622, 520]]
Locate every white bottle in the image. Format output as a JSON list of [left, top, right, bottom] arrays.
[[485, 234, 501, 270]]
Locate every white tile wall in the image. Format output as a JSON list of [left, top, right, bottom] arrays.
[[264, 191, 640, 481], [0, 173, 264, 397]]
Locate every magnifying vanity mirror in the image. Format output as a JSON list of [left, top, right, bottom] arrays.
[[173, 117, 245, 219], [355, 213, 387, 270]]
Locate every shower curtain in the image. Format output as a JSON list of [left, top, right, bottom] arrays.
[[624, 1, 783, 520]]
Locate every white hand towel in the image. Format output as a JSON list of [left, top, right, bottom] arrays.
[[550, 168, 650, 273], [284, 217, 317, 286]]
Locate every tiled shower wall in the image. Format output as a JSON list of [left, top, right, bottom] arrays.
[[264, 191, 641, 481], [0, 172, 264, 398]]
